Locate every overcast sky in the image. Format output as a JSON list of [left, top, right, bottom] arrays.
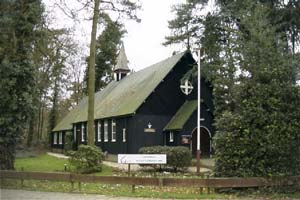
[[123, 0, 185, 70], [44, 0, 186, 72]]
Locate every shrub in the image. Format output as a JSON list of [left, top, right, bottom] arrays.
[[63, 132, 75, 154], [139, 146, 192, 172], [68, 145, 104, 174]]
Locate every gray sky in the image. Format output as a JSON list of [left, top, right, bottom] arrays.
[[44, 0, 185, 72], [123, 0, 185, 70]]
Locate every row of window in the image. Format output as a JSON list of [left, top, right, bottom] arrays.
[[74, 119, 127, 143], [55, 129, 173, 144], [53, 132, 63, 145]]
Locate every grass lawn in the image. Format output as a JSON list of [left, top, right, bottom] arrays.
[[15, 154, 113, 176]]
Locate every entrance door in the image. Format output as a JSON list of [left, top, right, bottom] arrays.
[[191, 127, 211, 157]]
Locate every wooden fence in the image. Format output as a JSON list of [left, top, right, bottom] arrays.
[[1, 170, 300, 192]]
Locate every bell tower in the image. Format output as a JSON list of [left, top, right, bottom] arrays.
[[114, 44, 130, 81]]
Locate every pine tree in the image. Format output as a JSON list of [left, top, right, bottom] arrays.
[[164, 2, 201, 50], [214, 2, 300, 177], [95, 14, 126, 91], [84, 14, 126, 93]]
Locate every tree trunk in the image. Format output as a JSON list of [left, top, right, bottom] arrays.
[[0, 142, 15, 170], [27, 116, 35, 147], [39, 102, 44, 141], [37, 95, 43, 143], [87, 0, 100, 146]]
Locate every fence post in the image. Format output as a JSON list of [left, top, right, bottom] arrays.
[[70, 173, 74, 192], [206, 173, 210, 194], [199, 187, 203, 194], [128, 164, 131, 177], [158, 178, 163, 189], [131, 172, 135, 193], [21, 167, 24, 188], [78, 181, 81, 192]]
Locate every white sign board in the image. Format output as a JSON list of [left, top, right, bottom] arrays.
[[118, 154, 167, 164]]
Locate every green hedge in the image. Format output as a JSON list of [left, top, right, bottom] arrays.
[[68, 145, 104, 174], [139, 146, 192, 172]]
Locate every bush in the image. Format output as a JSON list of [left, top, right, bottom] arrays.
[[63, 132, 75, 154], [139, 146, 192, 172], [68, 145, 104, 174]]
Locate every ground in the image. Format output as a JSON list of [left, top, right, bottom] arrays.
[[0, 189, 171, 200]]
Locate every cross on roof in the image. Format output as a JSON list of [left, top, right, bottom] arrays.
[[180, 80, 193, 95]]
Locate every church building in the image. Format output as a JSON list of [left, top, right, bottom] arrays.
[[51, 46, 214, 156]]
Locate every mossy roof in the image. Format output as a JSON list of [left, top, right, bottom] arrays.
[[164, 100, 197, 131], [53, 51, 187, 132]]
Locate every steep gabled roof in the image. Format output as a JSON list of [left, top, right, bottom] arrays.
[[164, 100, 197, 131], [53, 51, 188, 132]]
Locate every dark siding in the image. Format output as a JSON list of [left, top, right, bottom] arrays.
[[127, 114, 171, 153], [137, 53, 195, 116], [97, 118, 129, 154]]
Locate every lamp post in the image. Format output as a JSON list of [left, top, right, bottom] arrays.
[[196, 47, 201, 174]]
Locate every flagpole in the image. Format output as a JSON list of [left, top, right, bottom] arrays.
[[196, 46, 201, 174]]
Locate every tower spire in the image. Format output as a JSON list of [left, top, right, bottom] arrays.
[[114, 43, 130, 81]]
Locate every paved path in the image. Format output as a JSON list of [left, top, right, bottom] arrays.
[[47, 152, 211, 173], [0, 189, 168, 200]]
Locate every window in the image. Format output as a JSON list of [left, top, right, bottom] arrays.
[[97, 121, 101, 142], [104, 120, 108, 142], [59, 132, 63, 144], [169, 132, 174, 142], [122, 128, 126, 142], [73, 125, 76, 141], [81, 123, 85, 142], [53, 133, 57, 144], [111, 119, 116, 142]]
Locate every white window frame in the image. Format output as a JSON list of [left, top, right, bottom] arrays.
[[122, 128, 126, 142], [111, 119, 116, 142], [73, 125, 76, 141], [53, 132, 57, 144], [81, 123, 85, 142], [169, 132, 174, 142], [59, 132, 63, 144], [97, 121, 101, 142], [104, 120, 108, 142]]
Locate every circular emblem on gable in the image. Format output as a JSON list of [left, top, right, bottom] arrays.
[[180, 80, 193, 95]]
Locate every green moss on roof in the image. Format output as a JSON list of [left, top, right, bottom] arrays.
[[164, 100, 197, 131], [52, 52, 187, 132]]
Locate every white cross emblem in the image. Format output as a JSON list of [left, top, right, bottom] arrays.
[[180, 80, 193, 95]]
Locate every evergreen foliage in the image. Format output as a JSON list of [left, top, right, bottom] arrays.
[[214, 2, 300, 177], [0, 0, 43, 169], [166, 0, 300, 176], [95, 14, 126, 91], [68, 145, 104, 174], [84, 14, 126, 93], [139, 146, 192, 172]]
